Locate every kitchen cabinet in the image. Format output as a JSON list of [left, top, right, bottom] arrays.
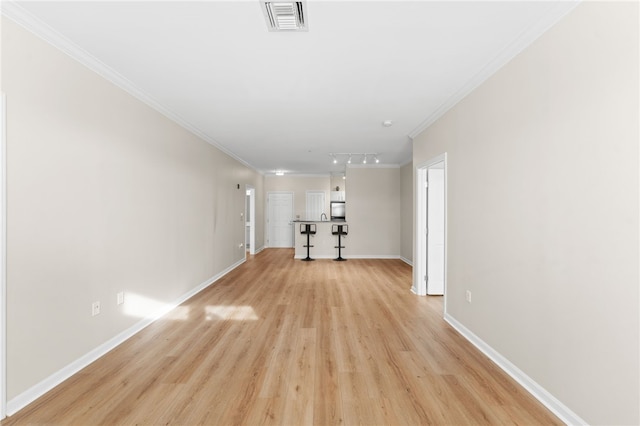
[[330, 191, 346, 201]]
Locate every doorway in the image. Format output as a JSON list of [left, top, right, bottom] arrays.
[[415, 154, 447, 298], [267, 192, 294, 248], [245, 185, 255, 256]]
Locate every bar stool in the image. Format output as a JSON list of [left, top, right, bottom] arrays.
[[300, 223, 316, 261], [332, 224, 348, 261]]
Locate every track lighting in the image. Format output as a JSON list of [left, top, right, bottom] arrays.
[[329, 153, 380, 166]]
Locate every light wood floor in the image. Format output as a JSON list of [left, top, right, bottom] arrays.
[[3, 249, 561, 425]]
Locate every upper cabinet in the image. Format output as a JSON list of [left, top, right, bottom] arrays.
[[330, 191, 346, 201]]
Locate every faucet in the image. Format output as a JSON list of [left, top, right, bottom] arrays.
[[320, 213, 328, 221]]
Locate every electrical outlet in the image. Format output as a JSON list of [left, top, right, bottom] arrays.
[[465, 290, 472, 303], [92, 301, 101, 316], [117, 292, 124, 305]]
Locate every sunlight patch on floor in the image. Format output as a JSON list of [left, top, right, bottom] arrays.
[[205, 305, 258, 321]]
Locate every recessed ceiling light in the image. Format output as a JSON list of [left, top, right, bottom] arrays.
[[382, 120, 393, 127], [275, 170, 285, 176]]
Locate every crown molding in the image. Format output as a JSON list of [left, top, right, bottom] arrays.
[[265, 173, 331, 178], [407, 0, 581, 140], [347, 164, 400, 169], [0, 1, 259, 174]]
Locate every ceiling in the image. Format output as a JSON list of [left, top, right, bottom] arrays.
[[3, 1, 578, 176]]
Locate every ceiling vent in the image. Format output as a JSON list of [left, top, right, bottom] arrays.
[[261, 1, 308, 32]]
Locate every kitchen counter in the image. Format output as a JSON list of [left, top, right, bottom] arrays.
[[294, 221, 349, 259], [292, 220, 345, 223]]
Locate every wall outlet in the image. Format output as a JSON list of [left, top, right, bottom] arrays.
[[465, 290, 472, 303], [92, 301, 101, 316], [117, 292, 124, 305]]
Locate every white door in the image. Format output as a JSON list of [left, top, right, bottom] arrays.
[[306, 191, 325, 221], [245, 186, 256, 255], [427, 166, 445, 295], [268, 192, 294, 247]]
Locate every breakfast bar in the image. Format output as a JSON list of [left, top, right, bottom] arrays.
[[294, 221, 348, 260]]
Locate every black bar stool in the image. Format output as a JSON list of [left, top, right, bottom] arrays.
[[300, 223, 316, 261], [332, 224, 348, 261]]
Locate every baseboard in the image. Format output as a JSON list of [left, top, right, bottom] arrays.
[[344, 255, 401, 259], [400, 256, 413, 266], [444, 313, 587, 426], [6, 257, 246, 416], [293, 254, 402, 260]]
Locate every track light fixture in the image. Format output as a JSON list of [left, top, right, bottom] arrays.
[[329, 153, 380, 165]]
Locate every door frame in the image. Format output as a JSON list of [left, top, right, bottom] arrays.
[[245, 185, 256, 256], [266, 191, 294, 248], [414, 153, 448, 303], [1, 93, 7, 418]]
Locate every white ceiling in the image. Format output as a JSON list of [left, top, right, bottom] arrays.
[[3, 1, 578, 175]]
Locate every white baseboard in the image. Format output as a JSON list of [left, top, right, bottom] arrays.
[[400, 256, 413, 266], [6, 257, 246, 416], [344, 255, 401, 259], [444, 313, 587, 426], [293, 254, 402, 260]]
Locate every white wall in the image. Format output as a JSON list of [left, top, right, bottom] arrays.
[[345, 166, 400, 257], [413, 2, 638, 424], [2, 17, 264, 402]]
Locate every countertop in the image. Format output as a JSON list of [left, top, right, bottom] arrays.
[[292, 220, 347, 223]]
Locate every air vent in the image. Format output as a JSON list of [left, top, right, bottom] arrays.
[[261, 1, 308, 32]]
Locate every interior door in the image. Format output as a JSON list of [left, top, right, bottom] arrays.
[[268, 192, 294, 247], [306, 191, 325, 221], [427, 166, 445, 295]]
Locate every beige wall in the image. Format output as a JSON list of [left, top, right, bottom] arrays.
[[2, 17, 264, 400], [345, 166, 400, 257], [413, 2, 639, 424], [400, 162, 413, 263], [264, 175, 330, 222], [329, 175, 346, 193]]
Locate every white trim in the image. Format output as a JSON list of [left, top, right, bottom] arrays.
[[414, 153, 447, 298], [293, 254, 401, 260], [400, 256, 413, 266], [265, 173, 331, 178], [6, 257, 246, 416], [444, 313, 587, 426], [0, 93, 6, 420], [347, 164, 400, 169], [407, 1, 580, 139], [0, 1, 259, 174], [245, 185, 256, 256]]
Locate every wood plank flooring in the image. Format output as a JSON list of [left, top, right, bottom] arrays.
[[3, 249, 561, 425]]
